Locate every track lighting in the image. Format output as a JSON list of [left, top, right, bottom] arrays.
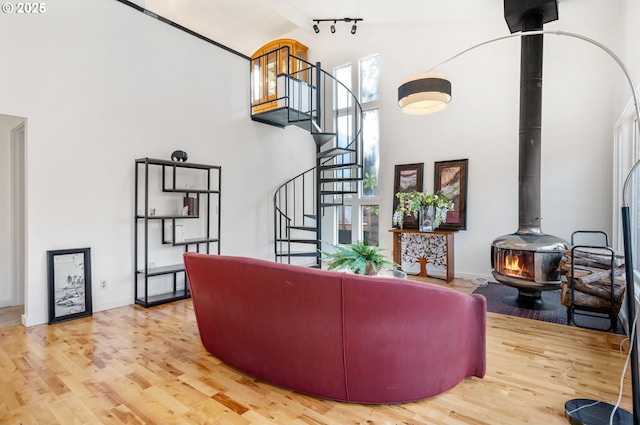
[[312, 17, 362, 35]]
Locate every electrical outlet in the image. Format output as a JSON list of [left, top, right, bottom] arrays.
[[100, 280, 107, 290]]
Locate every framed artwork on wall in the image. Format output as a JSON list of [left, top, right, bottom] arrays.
[[434, 159, 468, 230], [47, 247, 93, 324], [393, 163, 424, 229]]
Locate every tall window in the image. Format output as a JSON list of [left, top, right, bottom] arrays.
[[335, 55, 380, 246]]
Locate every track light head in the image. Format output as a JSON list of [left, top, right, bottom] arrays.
[[312, 18, 362, 35]]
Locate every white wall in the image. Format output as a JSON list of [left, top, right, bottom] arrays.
[[621, 0, 640, 107], [287, 0, 628, 280], [0, 0, 314, 325]]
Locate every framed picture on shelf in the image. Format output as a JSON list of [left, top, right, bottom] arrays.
[[393, 163, 424, 229], [47, 247, 93, 324], [434, 159, 468, 230]]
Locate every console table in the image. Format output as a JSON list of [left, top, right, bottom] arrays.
[[389, 229, 457, 282]]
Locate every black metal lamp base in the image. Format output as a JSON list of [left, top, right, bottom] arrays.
[[565, 398, 634, 425]]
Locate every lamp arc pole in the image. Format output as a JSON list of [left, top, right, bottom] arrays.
[[404, 29, 640, 425]]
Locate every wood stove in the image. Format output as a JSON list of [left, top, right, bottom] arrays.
[[490, 0, 569, 309], [491, 232, 568, 308]]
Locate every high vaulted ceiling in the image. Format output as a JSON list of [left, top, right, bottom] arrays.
[[127, 0, 507, 56]]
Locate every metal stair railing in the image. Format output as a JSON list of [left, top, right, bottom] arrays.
[[250, 47, 363, 265]]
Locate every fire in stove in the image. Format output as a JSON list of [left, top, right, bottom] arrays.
[[498, 250, 534, 280]]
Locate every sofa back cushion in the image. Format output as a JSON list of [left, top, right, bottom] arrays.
[[341, 273, 486, 403], [184, 253, 348, 400]]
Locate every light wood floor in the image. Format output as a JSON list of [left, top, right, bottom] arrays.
[[0, 305, 23, 329], [0, 299, 632, 425], [406, 275, 479, 294]]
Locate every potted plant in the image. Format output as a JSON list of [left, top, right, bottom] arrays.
[[393, 191, 454, 231], [320, 241, 397, 276]]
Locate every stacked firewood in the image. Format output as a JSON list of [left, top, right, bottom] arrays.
[[560, 247, 626, 311]]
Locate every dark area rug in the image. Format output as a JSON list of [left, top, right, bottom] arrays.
[[473, 281, 625, 335]]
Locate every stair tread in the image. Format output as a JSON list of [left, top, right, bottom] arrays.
[[275, 252, 321, 258], [321, 177, 363, 183], [312, 132, 337, 147], [321, 190, 358, 195], [320, 163, 360, 171], [289, 225, 317, 231], [317, 147, 356, 159], [276, 238, 318, 244]]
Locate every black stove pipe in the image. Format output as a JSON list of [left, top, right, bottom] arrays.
[[518, 12, 544, 235]]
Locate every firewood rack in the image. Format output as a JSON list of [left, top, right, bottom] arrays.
[[561, 230, 625, 332]]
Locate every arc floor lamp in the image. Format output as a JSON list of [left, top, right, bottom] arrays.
[[397, 12, 640, 425]]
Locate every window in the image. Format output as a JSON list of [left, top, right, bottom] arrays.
[[360, 55, 380, 103], [362, 109, 380, 198], [335, 64, 352, 110], [333, 55, 380, 246], [614, 102, 639, 305]]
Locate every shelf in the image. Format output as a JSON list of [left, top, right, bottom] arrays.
[[135, 157, 221, 308], [162, 189, 221, 194], [162, 237, 220, 246], [135, 290, 190, 308], [135, 157, 221, 171], [136, 214, 200, 220], [137, 264, 185, 276]]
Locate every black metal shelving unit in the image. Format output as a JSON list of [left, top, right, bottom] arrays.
[[134, 157, 221, 307]]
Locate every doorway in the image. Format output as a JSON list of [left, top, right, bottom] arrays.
[[0, 115, 26, 327]]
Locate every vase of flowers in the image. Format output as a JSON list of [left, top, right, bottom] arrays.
[[418, 204, 435, 232], [393, 191, 454, 231]]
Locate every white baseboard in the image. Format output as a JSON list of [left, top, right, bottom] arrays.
[[22, 296, 135, 327], [454, 271, 493, 283], [93, 297, 134, 313]]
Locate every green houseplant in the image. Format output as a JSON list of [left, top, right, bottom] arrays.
[[320, 241, 397, 276], [393, 191, 454, 230]]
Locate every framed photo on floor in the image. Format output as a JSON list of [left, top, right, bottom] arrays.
[[47, 247, 93, 324], [434, 159, 468, 230], [393, 163, 424, 229]]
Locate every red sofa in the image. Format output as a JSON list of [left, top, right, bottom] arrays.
[[183, 253, 486, 404]]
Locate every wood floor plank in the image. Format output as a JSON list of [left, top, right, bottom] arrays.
[[0, 300, 633, 425]]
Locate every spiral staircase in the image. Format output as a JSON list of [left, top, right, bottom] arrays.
[[250, 47, 363, 266]]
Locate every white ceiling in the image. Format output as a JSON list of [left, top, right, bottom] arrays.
[[128, 0, 506, 56]]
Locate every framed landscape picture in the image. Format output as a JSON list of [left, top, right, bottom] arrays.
[[47, 247, 93, 324], [434, 159, 468, 230], [393, 163, 424, 229]]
